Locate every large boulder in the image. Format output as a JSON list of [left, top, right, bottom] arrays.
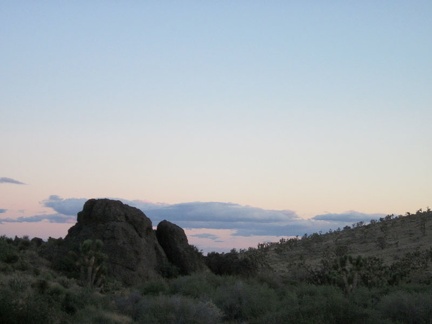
[[64, 199, 168, 285], [156, 220, 207, 275]]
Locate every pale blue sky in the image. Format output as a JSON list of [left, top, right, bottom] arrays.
[[1, 1, 431, 251]]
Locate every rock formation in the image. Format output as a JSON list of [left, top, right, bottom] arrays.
[[43, 199, 208, 285], [156, 220, 207, 275], [45, 198, 208, 285], [63, 199, 168, 285]]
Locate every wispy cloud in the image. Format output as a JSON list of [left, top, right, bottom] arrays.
[[41, 195, 167, 217], [312, 211, 384, 223], [42, 195, 87, 216], [0, 177, 25, 185], [190, 233, 221, 241], [0, 209, 7, 214], [0, 213, 75, 224], [0, 195, 385, 239]]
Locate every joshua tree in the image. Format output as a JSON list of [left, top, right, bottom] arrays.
[[376, 236, 387, 250], [418, 209, 428, 236], [335, 255, 364, 296], [76, 239, 107, 289]]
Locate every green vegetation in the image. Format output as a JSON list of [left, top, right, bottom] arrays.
[[0, 208, 431, 323]]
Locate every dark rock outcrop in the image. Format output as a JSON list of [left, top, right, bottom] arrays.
[[156, 220, 207, 275], [63, 199, 168, 285], [31, 237, 44, 247], [43, 199, 207, 285]]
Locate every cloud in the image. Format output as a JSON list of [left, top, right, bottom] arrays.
[[2, 195, 385, 239], [42, 195, 87, 216], [297, 211, 386, 234], [0, 209, 7, 214], [41, 196, 167, 217], [140, 202, 308, 237], [312, 211, 384, 223], [144, 202, 297, 223], [0, 213, 75, 224], [190, 233, 221, 241], [0, 177, 25, 185]]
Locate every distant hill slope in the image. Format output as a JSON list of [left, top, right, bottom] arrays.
[[258, 208, 432, 283]]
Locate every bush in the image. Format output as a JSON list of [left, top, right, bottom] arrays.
[[169, 272, 222, 299], [62, 286, 100, 315], [250, 289, 299, 324], [72, 306, 133, 324], [378, 290, 432, 323], [295, 284, 369, 324], [157, 260, 180, 278], [139, 278, 169, 296], [0, 277, 65, 323], [213, 278, 280, 322], [0, 237, 19, 264], [206, 249, 264, 277], [134, 295, 222, 324], [7, 273, 32, 293]]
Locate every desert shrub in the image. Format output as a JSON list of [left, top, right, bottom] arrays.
[[19, 293, 64, 323], [349, 286, 379, 310], [250, 289, 299, 324], [0, 237, 19, 264], [133, 295, 222, 324], [348, 287, 387, 323], [51, 248, 80, 276], [0, 263, 13, 273], [169, 272, 222, 299], [139, 278, 169, 296], [213, 278, 280, 322], [0, 277, 64, 324], [378, 290, 432, 323], [12, 258, 31, 271], [61, 286, 101, 315], [157, 260, 180, 278], [393, 283, 432, 294], [15, 236, 31, 251], [114, 290, 143, 319], [72, 306, 133, 324], [0, 284, 16, 323], [255, 270, 286, 292], [295, 284, 369, 324], [7, 273, 32, 293], [206, 249, 264, 277], [47, 282, 66, 298], [33, 278, 50, 294], [57, 275, 76, 289], [101, 278, 123, 294]]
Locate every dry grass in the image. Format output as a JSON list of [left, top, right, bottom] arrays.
[[261, 210, 432, 280]]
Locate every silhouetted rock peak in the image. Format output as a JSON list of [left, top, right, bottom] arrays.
[[156, 220, 207, 275], [76, 199, 153, 237]]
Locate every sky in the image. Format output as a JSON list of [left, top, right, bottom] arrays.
[[1, 1, 431, 253]]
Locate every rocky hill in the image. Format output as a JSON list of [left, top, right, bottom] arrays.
[[257, 208, 432, 285]]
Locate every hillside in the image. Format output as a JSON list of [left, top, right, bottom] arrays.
[[257, 208, 432, 284]]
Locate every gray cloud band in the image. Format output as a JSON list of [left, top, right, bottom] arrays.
[[0, 195, 384, 237], [0, 177, 25, 185]]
